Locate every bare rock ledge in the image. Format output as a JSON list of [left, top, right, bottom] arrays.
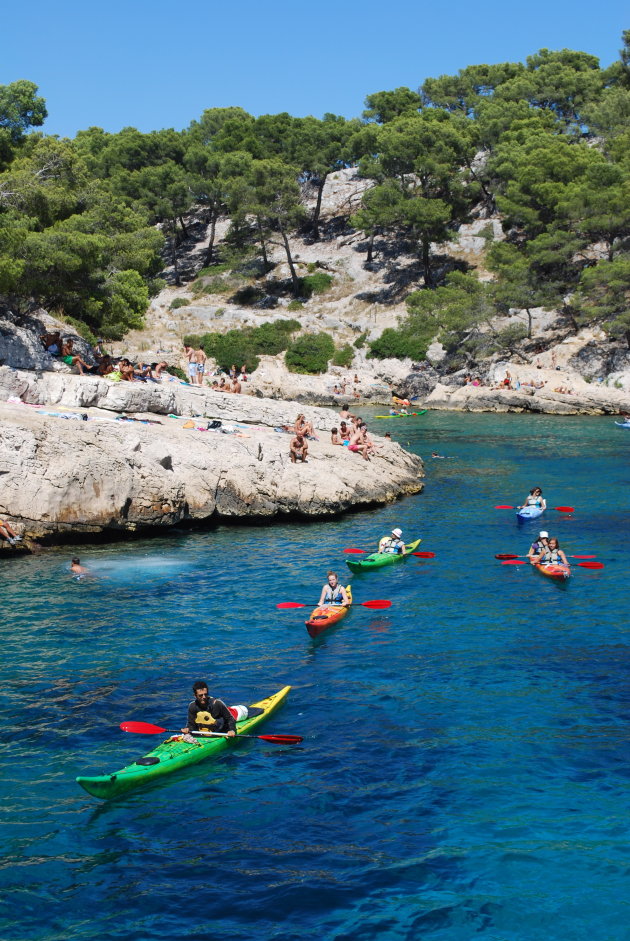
[[0, 369, 423, 542]]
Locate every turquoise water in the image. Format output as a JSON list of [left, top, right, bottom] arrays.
[[1, 412, 629, 941]]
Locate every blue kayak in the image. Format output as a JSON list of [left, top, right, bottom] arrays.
[[517, 505, 545, 521]]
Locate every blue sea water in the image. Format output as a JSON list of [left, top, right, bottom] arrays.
[[1, 411, 629, 941]]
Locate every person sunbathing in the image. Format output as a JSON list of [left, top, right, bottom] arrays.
[[61, 340, 91, 375]]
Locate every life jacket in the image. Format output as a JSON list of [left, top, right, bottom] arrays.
[[380, 537, 403, 554], [324, 583, 345, 604], [525, 495, 542, 507], [542, 548, 561, 563]]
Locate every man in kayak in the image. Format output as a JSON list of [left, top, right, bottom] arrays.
[[527, 531, 549, 559], [318, 572, 350, 607], [378, 528, 406, 555], [181, 681, 236, 737]]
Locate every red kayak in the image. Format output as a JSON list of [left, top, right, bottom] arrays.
[[305, 586, 352, 638], [534, 562, 571, 582]]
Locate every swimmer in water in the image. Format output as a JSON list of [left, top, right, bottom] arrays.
[[70, 557, 89, 578], [431, 451, 445, 459]]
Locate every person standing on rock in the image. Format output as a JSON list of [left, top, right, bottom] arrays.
[[184, 345, 196, 384], [193, 346, 207, 386]]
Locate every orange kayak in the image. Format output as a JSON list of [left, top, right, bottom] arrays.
[[534, 562, 571, 582], [305, 586, 352, 638]]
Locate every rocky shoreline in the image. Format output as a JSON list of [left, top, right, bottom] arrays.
[[0, 368, 424, 551]]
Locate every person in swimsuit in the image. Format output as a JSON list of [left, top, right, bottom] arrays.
[[70, 557, 89, 577], [193, 346, 207, 386], [290, 433, 308, 463], [519, 487, 546, 511], [61, 340, 91, 375], [318, 572, 349, 607], [181, 681, 236, 737]]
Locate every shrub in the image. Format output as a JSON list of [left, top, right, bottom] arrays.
[[231, 285, 263, 306], [287, 300, 304, 312], [353, 332, 368, 349], [62, 317, 97, 346], [367, 328, 428, 361], [170, 297, 190, 309], [196, 262, 231, 277], [182, 334, 202, 347], [332, 344, 355, 368], [285, 333, 335, 374], [167, 365, 188, 382], [301, 272, 333, 297], [191, 319, 300, 373]]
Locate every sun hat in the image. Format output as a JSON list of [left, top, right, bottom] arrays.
[[539, 531, 549, 538], [392, 528, 403, 538]]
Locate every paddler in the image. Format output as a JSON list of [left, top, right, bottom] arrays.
[[531, 537, 568, 566], [378, 528, 406, 555], [318, 571, 349, 607], [527, 531, 549, 559], [181, 681, 236, 737], [518, 487, 546, 511]]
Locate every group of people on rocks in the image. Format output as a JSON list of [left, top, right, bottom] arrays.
[[40, 332, 175, 383], [290, 407, 389, 464], [184, 345, 248, 394]]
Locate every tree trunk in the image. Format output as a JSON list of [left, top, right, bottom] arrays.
[[280, 226, 301, 295], [170, 219, 180, 286], [204, 211, 218, 267], [366, 232, 375, 265], [257, 216, 269, 270], [311, 174, 327, 241], [625, 329, 630, 350], [179, 215, 188, 238], [421, 236, 432, 287], [525, 307, 533, 339]]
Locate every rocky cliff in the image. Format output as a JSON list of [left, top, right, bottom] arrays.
[[0, 370, 424, 545]]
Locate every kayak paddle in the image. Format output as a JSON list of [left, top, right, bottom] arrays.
[[120, 721, 303, 744], [277, 599, 391, 609], [495, 505, 575, 512], [501, 560, 603, 569], [344, 548, 435, 558], [495, 553, 597, 560]]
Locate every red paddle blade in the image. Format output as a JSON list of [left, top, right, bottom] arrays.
[[571, 555, 596, 559], [277, 602, 307, 609], [578, 561, 604, 569], [360, 599, 392, 608], [502, 559, 526, 565], [495, 505, 515, 509], [258, 734, 303, 744], [121, 721, 166, 734], [344, 548, 366, 554], [412, 551, 435, 558], [495, 553, 519, 560], [554, 506, 575, 512]]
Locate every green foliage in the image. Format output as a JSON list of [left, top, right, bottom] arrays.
[[285, 332, 335, 373], [573, 254, 630, 345], [62, 317, 98, 345], [301, 272, 333, 296], [170, 297, 190, 309], [287, 299, 304, 311], [363, 87, 422, 123], [167, 364, 188, 382], [190, 319, 300, 372], [332, 344, 355, 367], [368, 327, 430, 361], [353, 332, 368, 349]]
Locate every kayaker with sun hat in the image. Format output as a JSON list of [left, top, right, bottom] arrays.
[[181, 681, 236, 737], [378, 528, 406, 555], [528, 531, 549, 559]]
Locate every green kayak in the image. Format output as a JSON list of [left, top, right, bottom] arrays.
[[76, 686, 291, 800], [346, 539, 421, 573]]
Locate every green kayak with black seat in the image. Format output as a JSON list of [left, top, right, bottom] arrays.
[[76, 686, 291, 800], [346, 539, 421, 573]]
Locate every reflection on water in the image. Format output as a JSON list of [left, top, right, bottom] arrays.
[[0, 413, 627, 940]]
